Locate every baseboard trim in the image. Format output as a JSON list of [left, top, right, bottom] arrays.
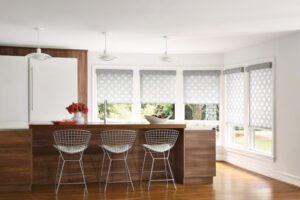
[[218, 150, 300, 187]]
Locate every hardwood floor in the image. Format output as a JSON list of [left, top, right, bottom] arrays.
[[0, 162, 299, 200]]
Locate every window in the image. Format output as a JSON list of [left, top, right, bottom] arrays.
[[140, 70, 176, 120], [185, 104, 219, 120], [252, 129, 272, 153], [247, 62, 273, 155], [228, 126, 244, 146], [98, 104, 132, 121], [224, 67, 245, 147], [183, 70, 221, 129], [96, 69, 133, 121], [141, 104, 175, 119]]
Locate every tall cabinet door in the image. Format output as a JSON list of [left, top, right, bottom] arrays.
[[29, 58, 78, 122], [0, 55, 28, 129]]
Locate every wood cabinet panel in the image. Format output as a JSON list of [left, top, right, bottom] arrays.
[[184, 130, 216, 183], [0, 130, 32, 192]]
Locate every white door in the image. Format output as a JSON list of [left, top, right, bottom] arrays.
[[29, 58, 78, 122], [0, 55, 29, 129]]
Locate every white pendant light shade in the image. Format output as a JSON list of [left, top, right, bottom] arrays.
[[99, 32, 117, 61], [161, 35, 172, 62], [25, 28, 51, 61], [26, 48, 51, 61]]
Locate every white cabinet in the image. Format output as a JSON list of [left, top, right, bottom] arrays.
[[29, 58, 78, 122], [0, 55, 29, 129]]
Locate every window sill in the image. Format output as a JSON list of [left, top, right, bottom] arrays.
[[222, 145, 275, 162]]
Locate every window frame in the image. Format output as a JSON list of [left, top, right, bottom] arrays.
[[91, 65, 223, 136], [224, 59, 275, 159]]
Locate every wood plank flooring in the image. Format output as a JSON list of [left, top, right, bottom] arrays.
[[0, 162, 299, 200]]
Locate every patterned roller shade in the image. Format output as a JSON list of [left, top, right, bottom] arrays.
[[140, 70, 176, 104], [225, 68, 245, 125], [183, 70, 221, 104], [97, 69, 133, 104], [247, 62, 273, 129]]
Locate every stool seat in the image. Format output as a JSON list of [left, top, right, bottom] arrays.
[[141, 144, 172, 153], [53, 144, 87, 154], [99, 144, 131, 154]]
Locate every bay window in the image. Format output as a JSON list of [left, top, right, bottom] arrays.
[[183, 70, 221, 128], [224, 67, 245, 147], [140, 70, 176, 120], [247, 62, 273, 154], [224, 62, 273, 156], [96, 69, 133, 121]]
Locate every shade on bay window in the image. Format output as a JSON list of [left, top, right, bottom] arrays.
[[224, 67, 244, 125], [183, 70, 221, 104], [140, 70, 176, 104], [96, 69, 133, 103], [246, 62, 273, 129], [183, 70, 221, 120]]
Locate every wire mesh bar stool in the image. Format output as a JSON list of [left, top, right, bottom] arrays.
[[140, 129, 179, 191], [53, 129, 91, 195], [99, 129, 137, 193]]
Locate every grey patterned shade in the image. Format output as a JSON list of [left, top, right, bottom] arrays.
[[140, 70, 176, 104], [183, 70, 221, 104], [248, 65, 273, 129], [97, 69, 133, 104], [225, 70, 244, 125]]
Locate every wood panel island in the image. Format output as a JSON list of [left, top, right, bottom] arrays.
[[0, 123, 216, 191]]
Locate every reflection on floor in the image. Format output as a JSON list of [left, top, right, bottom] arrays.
[[1, 162, 300, 200]]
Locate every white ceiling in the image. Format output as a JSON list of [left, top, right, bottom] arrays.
[[0, 0, 300, 54]]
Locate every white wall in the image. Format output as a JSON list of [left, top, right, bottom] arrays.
[[87, 52, 224, 121], [223, 32, 300, 186]]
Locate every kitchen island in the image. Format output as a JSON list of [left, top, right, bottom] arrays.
[[9, 123, 216, 190]]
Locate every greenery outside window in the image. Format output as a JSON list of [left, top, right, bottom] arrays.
[[228, 126, 244, 146], [141, 104, 175, 120], [251, 128, 272, 154], [98, 104, 132, 121], [185, 104, 219, 120]]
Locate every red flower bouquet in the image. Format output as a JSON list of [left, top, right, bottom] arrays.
[[66, 102, 88, 114]]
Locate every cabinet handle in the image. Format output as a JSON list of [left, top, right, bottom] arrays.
[[31, 67, 33, 111]]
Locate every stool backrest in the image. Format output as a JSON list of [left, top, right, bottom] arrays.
[[53, 129, 91, 146], [144, 129, 179, 147], [100, 130, 136, 146]]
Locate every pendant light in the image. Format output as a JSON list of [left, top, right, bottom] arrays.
[[99, 32, 117, 61], [161, 35, 171, 62], [25, 27, 51, 61]]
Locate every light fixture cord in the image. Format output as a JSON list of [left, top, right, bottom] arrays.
[[165, 36, 168, 55], [104, 32, 107, 51], [37, 29, 40, 48]]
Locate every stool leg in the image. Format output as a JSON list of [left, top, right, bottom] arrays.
[[124, 152, 134, 192], [163, 152, 169, 188], [140, 151, 147, 186], [55, 155, 61, 191], [99, 152, 106, 188], [79, 158, 88, 194], [104, 156, 112, 193], [148, 157, 155, 191], [56, 158, 65, 194], [167, 159, 176, 190]]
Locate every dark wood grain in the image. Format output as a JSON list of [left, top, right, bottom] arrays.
[[184, 129, 216, 184], [0, 46, 88, 121], [30, 124, 186, 185], [0, 130, 32, 192]]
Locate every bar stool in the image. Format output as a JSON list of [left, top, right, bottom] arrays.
[[140, 129, 179, 191], [99, 130, 136, 193], [53, 129, 91, 194]]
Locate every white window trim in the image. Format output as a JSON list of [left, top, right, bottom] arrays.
[[90, 64, 223, 127], [223, 57, 276, 160]]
